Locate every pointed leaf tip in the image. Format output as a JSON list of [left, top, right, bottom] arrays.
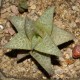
[[4, 32, 31, 50], [30, 51, 53, 74], [51, 25, 74, 46], [34, 7, 55, 37], [9, 16, 25, 32]]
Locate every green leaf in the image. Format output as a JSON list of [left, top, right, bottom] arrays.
[[25, 18, 35, 40], [34, 34, 61, 56], [51, 25, 74, 46], [9, 16, 25, 32], [34, 7, 54, 37], [31, 35, 41, 49], [4, 32, 31, 50], [30, 51, 53, 74]]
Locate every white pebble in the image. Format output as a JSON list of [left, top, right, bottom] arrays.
[[0, 25, 4, 29]]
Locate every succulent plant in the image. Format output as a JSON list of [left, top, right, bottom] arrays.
[[18, 0, 28, 13], [4, 7, 74, 75]]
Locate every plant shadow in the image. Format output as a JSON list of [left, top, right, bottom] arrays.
[[51, 55, 61, 66], [5, 49, 30, 62], [4, 40, 74, 79], [58, 40, 74, 49]]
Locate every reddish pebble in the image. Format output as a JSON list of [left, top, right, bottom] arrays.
[[72, 45, 80, 59]]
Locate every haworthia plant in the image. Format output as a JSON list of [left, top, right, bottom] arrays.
[[18, 0, 28, 13], [4, 7, 74, 75]]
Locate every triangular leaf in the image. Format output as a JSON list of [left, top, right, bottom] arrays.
[[9, 16, 25, 32], [4, 32, 31, 50], [34, 7, 54, 37], [30, 51, 53, 74], [34, 34, 61, 56], [51, 25, 74, 46]]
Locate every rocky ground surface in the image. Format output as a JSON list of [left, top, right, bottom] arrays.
[[0, 0, 80, 80]]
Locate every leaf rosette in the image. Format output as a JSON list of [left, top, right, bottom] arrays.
[[4, 7, 74, 75]]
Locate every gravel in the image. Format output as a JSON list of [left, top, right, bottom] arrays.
[[0, 0, 80, 80]]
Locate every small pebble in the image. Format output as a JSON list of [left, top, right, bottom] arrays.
[[0, 25, 4, 29], [30, 5, 36, 10], [42, 76, 47, 79], [72, 6, 79, 11], [1, 37, 8, 45], [6, 21, 11, 28], [4, 27, 15, 35], [10, 5, 19, 15], [1, 12, 9, 18], [65, 59, 75, 65]]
